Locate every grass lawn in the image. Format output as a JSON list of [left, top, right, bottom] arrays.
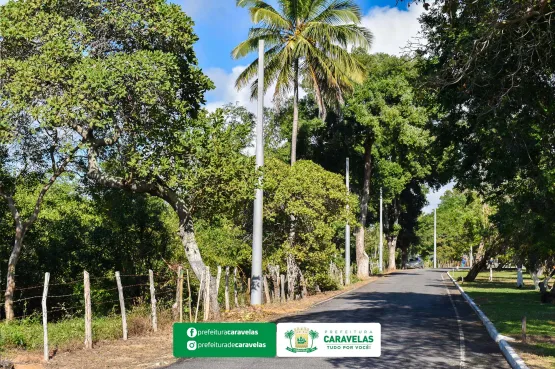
[[451, 270, 555, 369]]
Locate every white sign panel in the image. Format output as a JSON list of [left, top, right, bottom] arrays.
[[276, 323, 381, 357]]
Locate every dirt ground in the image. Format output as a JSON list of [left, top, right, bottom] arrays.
[[4, 277, 377, 369]]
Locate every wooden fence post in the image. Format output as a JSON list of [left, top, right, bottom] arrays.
[[522, 315, 527, 343], [42, 272, 50, 362], [186, 269, 192, 322], [84, 271, 92, 349], [216, 266, 222, 296], [280, 275, 285, 303], [203, 266, 211, 321], [225, 267, 230, 311], [233, 267, 239, 308], [263, 275, 271, 303], [195, 270, 205, 323], [177, 266, 184, 323], [149, 269, 157, 332], [115, 271, 128, 340]]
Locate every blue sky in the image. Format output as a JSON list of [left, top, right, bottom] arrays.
[[174, 0, 452, 211], [175, 0, 425, 111], [176, 1, 412, 72]]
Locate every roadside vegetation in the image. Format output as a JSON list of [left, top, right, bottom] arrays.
[[452, 270, 555, 368], [0, 306, 174, 353], [0, 0, 554, 366]]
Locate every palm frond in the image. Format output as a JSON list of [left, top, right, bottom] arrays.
[[250, 2, 292, 29], [309, 0, 362, 24], [303, 22, 372, 50], [234, 45, 285, 91], [231, 29, 283, 59]]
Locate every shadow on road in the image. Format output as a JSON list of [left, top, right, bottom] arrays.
[[165, 271, 510, 369]]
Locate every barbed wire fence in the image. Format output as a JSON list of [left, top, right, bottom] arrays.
[[0, 261, 323, 362]]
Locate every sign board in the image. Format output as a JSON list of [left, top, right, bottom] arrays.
[[174, 323, 276, 358]]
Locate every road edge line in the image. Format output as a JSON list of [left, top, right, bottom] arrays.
[[446, 271, 530, 369], [442, 274, 466, 368]]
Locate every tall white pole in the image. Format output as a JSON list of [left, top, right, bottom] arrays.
[[345, 158, 350, 285], [251, 40, 264, 306], [379, 188, 383, 273], [470, 245, 473, 268], [434, 208, 437, 269]]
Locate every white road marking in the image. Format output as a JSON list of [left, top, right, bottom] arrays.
[[443, 273, 466, 368]]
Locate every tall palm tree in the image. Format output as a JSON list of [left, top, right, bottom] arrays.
[[233, 0, 372, 165]]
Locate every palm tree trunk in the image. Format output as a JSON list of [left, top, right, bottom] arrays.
[[291, 60, 299, 166], [4, 225, 25, 321], [355, 138, 373, 278]]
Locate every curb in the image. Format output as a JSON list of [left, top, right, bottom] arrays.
[[446, 272, 529, 369]]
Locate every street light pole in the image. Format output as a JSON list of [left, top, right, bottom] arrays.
[[379, 188, 383, 273], [250, 40, 264, 306], [345, 158, 350, 285], [434, 208, 437, 269]]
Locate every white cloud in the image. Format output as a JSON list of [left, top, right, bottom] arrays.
[[423, 182, 456, 214], [203, 5, 424, 112], [361, 5, 425, 56], [204, 65, 276, 114]]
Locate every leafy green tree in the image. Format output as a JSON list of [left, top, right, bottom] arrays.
[[396, 180, 428, 267], [263, 158, 357, 289], [0, 92, 81, 319], [0, 180, 185, 319], [343, 53, 433, 274], [0, 0, 254, 316], [415, 0, 555, 279], [416, 190, 486, 268], [232, 0, 372, 164]]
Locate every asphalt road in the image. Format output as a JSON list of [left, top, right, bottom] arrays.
[[168, 269, 511, 369]]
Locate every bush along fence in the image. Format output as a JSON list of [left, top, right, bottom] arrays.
[[0, 258, 348, 362]]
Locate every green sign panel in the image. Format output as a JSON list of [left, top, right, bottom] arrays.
[[173, 323, 277, 357]]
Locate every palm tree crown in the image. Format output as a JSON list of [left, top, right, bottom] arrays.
[[233, 0, 372, 164]]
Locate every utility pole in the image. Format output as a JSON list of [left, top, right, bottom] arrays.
[[434, 208, 437, 269], [251, 40, 264, 306], [379, 188, 383, 273], [345, 158, 350, 285]]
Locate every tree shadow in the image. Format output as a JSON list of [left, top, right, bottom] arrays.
[[168, 286, 511, 369]]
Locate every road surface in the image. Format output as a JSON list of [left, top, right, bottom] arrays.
[[167, 269, 510, 369]]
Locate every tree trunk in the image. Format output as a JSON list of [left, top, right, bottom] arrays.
[[86, 149, 221, 317], [464, 244, 496, 282], [530, 266, 544, 290], [516, 264, 524, 287], [401, 247, 409, 269], [290, 61, 299, 166], [355, 230, 369, 278], [355, 138, 373, 279], [543, 268, 554, 290], [4, 227, 25, 321], [462, 240, 484, 281], [387, 235, 398, 271], [173, 203, 221, 319]]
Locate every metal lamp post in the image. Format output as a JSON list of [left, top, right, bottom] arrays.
[[251, 40, 264, 305]]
